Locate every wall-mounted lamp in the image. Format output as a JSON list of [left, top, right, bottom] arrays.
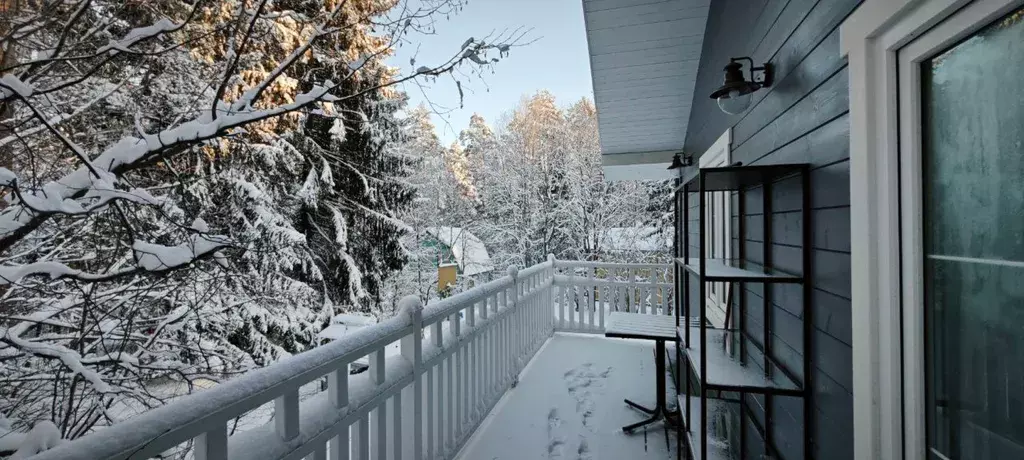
[[666, 153, 692, 170], [709, 57, 773, 115]]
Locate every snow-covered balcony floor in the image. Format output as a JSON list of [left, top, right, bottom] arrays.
[[457, 333, 678, 460]]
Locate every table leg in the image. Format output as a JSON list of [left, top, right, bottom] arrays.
[[622, 339, 679, 433], [656, 339, 666, 411]]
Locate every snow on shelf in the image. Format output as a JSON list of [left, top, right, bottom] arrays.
[[678, 395, 733, 460], [677, 258, 802, 282], [683, 327, 800, 393]]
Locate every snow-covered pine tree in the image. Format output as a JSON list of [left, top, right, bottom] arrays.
[[0, 0, 524, 448], [294, 76, 416, 321]]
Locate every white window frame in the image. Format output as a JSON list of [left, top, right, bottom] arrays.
[[841, 1, 1023, 458], [699, 129, 732, 328]]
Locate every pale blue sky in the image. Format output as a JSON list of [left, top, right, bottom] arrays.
[[389, 0, 595, 144]]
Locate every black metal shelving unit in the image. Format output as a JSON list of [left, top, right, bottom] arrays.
[[672, 164, 812, 460]]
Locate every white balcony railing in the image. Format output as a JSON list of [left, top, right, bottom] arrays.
[[553, 260, 675, 333], [30, 258, 672, 460]]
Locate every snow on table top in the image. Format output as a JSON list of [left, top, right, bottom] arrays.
[[457, 333, 678, 460], [604, 312, 679, 340]]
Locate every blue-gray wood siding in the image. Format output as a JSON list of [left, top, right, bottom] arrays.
[[681, 0, 862, 458]]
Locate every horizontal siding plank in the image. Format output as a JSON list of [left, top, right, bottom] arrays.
[[739, 206, 851, 253], [731, 68, 849, 165], [742, 282, 851, 347], [747, 112, 851, 168], [734, 304, 850, 400], [733, 26, 846, 149], [742, 240, 850, 300], [737, 160, 850, 215]]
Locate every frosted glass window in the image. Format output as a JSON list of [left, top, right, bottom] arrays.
[[921, 7, 1024, 460]]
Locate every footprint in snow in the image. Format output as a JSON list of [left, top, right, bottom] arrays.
[[547, 408, 565, 459], [563, 363, 612, 429]]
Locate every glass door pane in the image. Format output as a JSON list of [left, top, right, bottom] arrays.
[[922, 7, 1024, 459]]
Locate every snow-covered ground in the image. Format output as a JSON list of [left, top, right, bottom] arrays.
[[456, 333, 677, 460]]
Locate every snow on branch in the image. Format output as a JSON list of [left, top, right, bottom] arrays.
[[0, 232, 231, 286], [96, 19, 180, 54]]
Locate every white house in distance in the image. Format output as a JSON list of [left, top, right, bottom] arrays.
[[423, 226, 494, 278]]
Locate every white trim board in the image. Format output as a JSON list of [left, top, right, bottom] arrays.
[[840, 1, 1024, 459], [698, 129, 732, 329]]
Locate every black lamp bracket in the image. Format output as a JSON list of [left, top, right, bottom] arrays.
[[731, 57, 773, 87]]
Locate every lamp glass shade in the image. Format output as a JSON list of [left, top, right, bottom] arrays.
[[717, 89, 752, 115]]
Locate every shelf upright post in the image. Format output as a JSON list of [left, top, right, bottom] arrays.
[[682, 181, 692, 452], [698, 171, 708, 460], [738, 186, 747, 457], [762, 179, 774, 459], [801, 165, 813, 460]]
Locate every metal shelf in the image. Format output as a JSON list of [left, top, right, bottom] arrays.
[[679, 327, 802, 396], [679, 163, 808, 192], [672, 162, 813, 460], [676, 258, 802, 283], [678, 395, 733, 460]]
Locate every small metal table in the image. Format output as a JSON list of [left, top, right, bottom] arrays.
[[604, 312, 687, 433]]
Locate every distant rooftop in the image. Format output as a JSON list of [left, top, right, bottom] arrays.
[[425, 226, 495, 276]]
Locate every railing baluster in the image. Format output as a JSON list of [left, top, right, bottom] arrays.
[[491, 295, 497, 398], [399, 296, 422, 460], [328, 365, 349, 460], [306, 443, 326, 460], [587, 266, 596, 329], [466, 301, 476, 427], [629, 268, 637, 313], [392, 391, 402, 460], [461, 317, 469, 430], [599, 284, 606, 331], [640, 267, 648, 314], [447, 314, 456, 451], [355, 416, 369, 460], [329, 368, 349, 408], [275, 389, 299, 441], [331, 425, 349, 460], [370, 348, 386, 460], [619, 270, 628, 312], [195, 425, 227, 460], [426, 366, 434, 460], [508, 266, 519, 370]]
